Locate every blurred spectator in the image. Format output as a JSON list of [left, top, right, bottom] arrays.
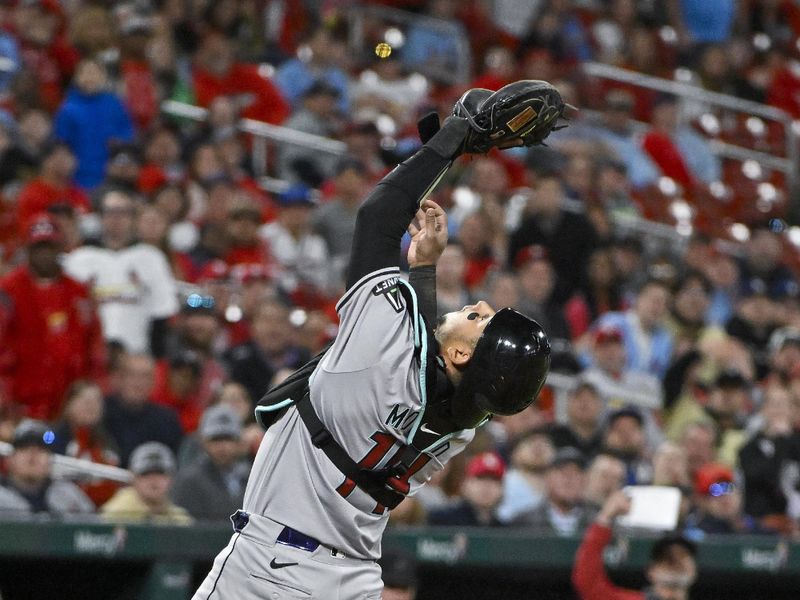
[[15, 141, 90, 236], [573, 490, 698, 600], [429, 452, 506, 527], [701, 370, 750, 468], [171, 405, 250, 522], [768, 327, 800, 382], [667, 270, 714, 355], [685, 463, 770, 536], [497, 427, 554, 523], [278, 81, 342, 186], [520, 0, 593, 62], [275, 24, 350, 114], [651, 441, 691, 491], [0, 214, 105, 420], [117, 15, 159, 132], [223, 192, 271, 268], [13, 0, 79, 112], [138, 126, 184, 194], [565, 244, 625, 339], [387, 496, 428, 528], [725, 277, 779, 377], [701, 248, 739, 327], [192, 31, 289, 125], [64, 189, 179, 354], [513, 447, 595, 535], [151, 350, 204, 434], [311, 158, 368, 282], [680, 421, 718, 481], [339, 122, 388, 182], [582, 452, 626, 513], [0, 419, 94, 517], [50, 380, 120, 507], [668, 0, 736, 46], [260, 184, 331, 295], [594, 278, 674, 378], [602, 407, 652, 485], [102, 353, 183, 467], [471, 46, 516, 91], [581, 324, 664, 417], [508, 175, 597, 302], [548, 381, 604, 458], [101, 441, 192, 525], [738, 384, 800, 531], [378, 548, 418, 600], [640, 95, 720, 190], [94, 143, 142, 199], [54, 58, 135, 189], [225, 299, 310, 403], [484, 270, 522, 313], [515, 245, 572, 342], [435, 243, 470, 315], [163, 295, 227, 418], [739, 225, 798, 302]]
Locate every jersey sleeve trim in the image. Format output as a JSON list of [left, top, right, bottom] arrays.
[[335, 267, 400, 313]]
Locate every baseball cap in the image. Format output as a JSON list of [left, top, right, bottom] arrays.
[[168, 349, 202, 376], [378, 549, 418, 589], [740, 277, 769, 298], [12, 419, 55, 450], [513, 244, 549, 270], [197, 259, 230, 284], [606, 406, 644, 428], [303, 80, 340, 99], [694, 463, 735, 497], [129, 442, 177, 476], [230, 263, 273, 286], [25, 213, 63, 245], [108, 143, 142, 167], [200, 405, 242, 441], [466, 452, 506, 480], [277, 184, 317, 208], [549, 446, 586, 470], [594, 324, 624, 345]]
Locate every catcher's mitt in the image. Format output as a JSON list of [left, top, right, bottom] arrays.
[[454, 80, 573, 153]]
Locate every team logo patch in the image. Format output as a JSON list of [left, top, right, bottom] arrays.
[[507, 105, 537, 132], [372, 278, 404, 313]]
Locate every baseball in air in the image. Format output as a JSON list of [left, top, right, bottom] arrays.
[[375, 42, 392, 58]]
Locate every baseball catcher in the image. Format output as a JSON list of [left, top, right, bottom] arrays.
[[193, 80, 569, 600]]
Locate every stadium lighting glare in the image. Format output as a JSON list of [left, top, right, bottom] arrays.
[[745, 117, 766, 136], [742, 160, 763, 180], [709, 181, 728, 199], [384, 28, 405, 48], [659, 26, 678, 44], [674, 68, 693, 83], [757, 182, 778, 202], [730, 223, 750, 242], [670, 199, 692, 221], [753, 33, 771, 51], [788, 227, 800, 247], [699, 113, 720, 135], [658, 176, 678, 196]]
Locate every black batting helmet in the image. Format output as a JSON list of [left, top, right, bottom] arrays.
[[448, 308, 551, 429]]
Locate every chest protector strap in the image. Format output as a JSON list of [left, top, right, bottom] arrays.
[[255, 282, 445, 510]]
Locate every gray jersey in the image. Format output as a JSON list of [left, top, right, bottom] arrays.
[[243, 267, 473, 559]]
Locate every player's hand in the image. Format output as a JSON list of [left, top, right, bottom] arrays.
[[407, 200, 448, 268], [596, 490, 632, 527]]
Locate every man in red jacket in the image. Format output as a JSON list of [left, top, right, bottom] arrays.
[[0, 214, 105, 420], [572, 490, 698, 600], [192, 31, 290, 125]]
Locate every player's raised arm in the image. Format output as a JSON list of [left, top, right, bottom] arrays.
[[344, 117, 468, 289]]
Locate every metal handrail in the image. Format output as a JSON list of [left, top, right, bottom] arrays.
[[161, 100, 349, 156], [0, 440, 133, 483], [581, 61, 798, 191]]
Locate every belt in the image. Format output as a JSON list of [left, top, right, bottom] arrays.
[[230, 510, 349, 558]]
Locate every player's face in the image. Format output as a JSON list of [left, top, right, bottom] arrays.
[[440, 301, 496, 345]]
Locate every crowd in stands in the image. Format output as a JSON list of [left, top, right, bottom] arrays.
[[0, 0, 799, 554]]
